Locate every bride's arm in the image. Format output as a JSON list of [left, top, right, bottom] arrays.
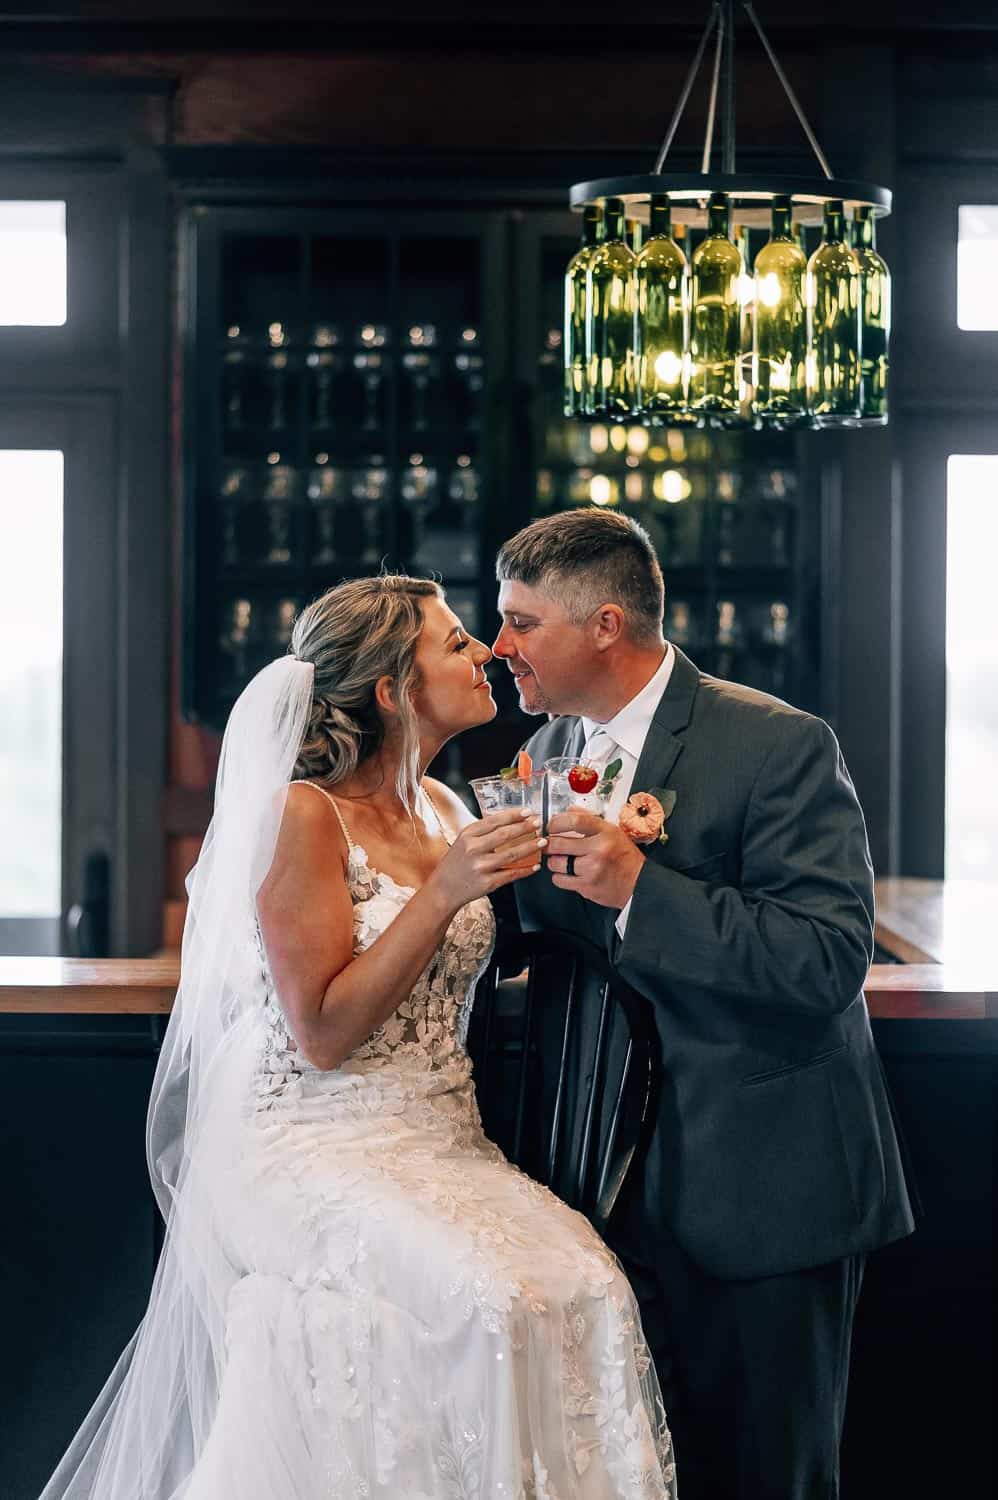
[[256, 785, 542, 1071]]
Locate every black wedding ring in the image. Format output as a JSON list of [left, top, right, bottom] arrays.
[[566, 854, 576, 878]]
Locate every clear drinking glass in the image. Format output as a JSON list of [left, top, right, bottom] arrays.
[[469, 775, 528, 815], [542, 757, 606, 819]]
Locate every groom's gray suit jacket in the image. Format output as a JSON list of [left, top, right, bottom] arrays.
[[514, 646, 914, 1280]]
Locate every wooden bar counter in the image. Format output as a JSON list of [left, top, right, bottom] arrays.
[[874, 875, 998, 966], [3, 953, 997, 1019]]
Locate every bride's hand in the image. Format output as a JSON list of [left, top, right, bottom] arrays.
[[430, 809, 546, 909]]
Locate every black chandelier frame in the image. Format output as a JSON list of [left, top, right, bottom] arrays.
[[568, 0, 892, 228]]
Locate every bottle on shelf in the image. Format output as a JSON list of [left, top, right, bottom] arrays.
[[563, 205, 602, 418], [806, 199, 862, 424], [689, 193, 742, 418], [852, 205, 891, 424], [585, 198, 636, 419], [633, 193, 690, 422], [753, 195, 808, 425]]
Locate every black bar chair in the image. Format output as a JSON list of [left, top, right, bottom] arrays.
[[467, 925, 661, 1235]]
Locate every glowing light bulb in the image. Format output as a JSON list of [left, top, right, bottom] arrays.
[[653, 350, 684, 385], [757, 272, 784, 309], [663, 469, 689, 503], [589, 424, 609, 455], [770, 358, 792, 393], [626, 426, 650, 456], [590, 474, 613, 505]]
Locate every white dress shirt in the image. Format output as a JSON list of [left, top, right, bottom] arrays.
[[580, 642, 676, 939]]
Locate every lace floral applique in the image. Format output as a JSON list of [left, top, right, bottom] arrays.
[[436, 1408, 484, 1500]]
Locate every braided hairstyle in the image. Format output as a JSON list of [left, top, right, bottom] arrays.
[[289, 575, 443, 809]]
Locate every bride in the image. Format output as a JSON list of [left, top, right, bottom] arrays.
[[41, 574, 676, 1500]]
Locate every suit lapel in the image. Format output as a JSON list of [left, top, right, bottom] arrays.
[[628, 645, 699, 797], [606, 648, 701, 948]]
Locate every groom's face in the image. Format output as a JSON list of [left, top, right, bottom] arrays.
[[493, 579, 595, 717]]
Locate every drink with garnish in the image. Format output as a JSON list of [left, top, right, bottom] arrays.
[[542, 757, 607, 819], [470, 751, 543, 816]]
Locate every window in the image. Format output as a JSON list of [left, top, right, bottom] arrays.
[[0, 450, 63, 919], [0, 201, 67, 326], [957, 206, 998, 331], [945, 455, 998, 877]]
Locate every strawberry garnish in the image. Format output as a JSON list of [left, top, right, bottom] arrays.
[[567, 764, 599, 794]]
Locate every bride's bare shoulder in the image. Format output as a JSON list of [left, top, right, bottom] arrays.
[[422, 776, 475, 834], [276, 782, 350, 857]]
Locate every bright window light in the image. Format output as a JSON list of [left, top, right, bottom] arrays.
[[0, 451, 64, 915], [957, 206, 998, 331], [0, 201, 67, 326], [945, 455, 998, 878]]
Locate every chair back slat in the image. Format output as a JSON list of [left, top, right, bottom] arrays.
[[469, 926, 660, 1233], [573, 979, 611, 1210], [546, 955, 579, 1185], [595, 1036, 634, 1216]]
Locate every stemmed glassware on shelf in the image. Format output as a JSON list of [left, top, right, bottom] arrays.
[[400, 454, 439, 566], [714, 599, 743, 678], [453, 326, 483, 432], [306, 323, 343, 432], [354, 324, 388, 434], [350, 461, 389, 566], [219, 597, 254, 694], [219, 464, 250, 569], [262, 454, 297, 566], [666, 599, 694, 648], [222, 324, 250, 434], [402, 323, 438, 433], [307, 454, 343, 566], [274, 597, 299, 653]]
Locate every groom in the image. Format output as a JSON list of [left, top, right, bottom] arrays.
[[492, 507, 914, 1500]]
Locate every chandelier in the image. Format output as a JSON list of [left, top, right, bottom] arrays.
[[565, 0, 892, 431]]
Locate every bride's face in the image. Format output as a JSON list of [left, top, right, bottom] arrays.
[[409, 595, 496, 738]]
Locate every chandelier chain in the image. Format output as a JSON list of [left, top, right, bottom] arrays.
[[652, 2, 721, 174], [741, 2, 834, 179], [701, 4, 727, 175]]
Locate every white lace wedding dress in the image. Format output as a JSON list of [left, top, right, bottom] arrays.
[[185, 790, 676, 1500]]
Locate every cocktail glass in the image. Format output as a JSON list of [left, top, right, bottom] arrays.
[[542, 757, 606, 820], [469, 775, 528, 816]]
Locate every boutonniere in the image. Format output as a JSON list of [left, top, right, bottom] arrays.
[[618, 788, 677, 845]]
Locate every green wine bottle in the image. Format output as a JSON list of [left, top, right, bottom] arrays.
[[806, 199, 861, 424], [853, 205, 890, 424], [634, 194, 689, 421], [753, 195, 808, 424], [586, 197, 636, 418], [689, 192, 742, 416], [563, 204, 603, 418], [733, 224, 755, 419]]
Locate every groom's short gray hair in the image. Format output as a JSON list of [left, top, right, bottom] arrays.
[[496, 508, 665, 645]]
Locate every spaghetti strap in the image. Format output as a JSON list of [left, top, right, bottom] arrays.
[[421, 785, 454, 847], [289, 779, 355, 852]]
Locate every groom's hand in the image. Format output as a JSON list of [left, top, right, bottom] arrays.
[[546, 810, 645, 909]]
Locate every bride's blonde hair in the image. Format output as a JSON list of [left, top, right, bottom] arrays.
[[290, 575, 443, 809]]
